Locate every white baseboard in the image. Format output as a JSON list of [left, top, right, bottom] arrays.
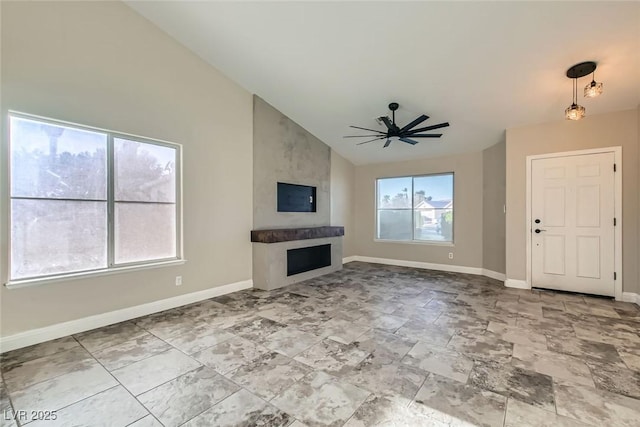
[[342, 256, 357, 264], [348, 255, 506, 282], [622, 292, 640, 305], [482, 269, 506, 282], [353, 255, 483, 275], [0, 279, 253, 354], [505, 278, 531, 289]]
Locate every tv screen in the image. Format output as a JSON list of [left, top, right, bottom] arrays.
[[277, 182, 316, 212]]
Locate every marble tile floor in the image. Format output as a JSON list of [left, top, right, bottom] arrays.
[[1, 261, 639, 427]]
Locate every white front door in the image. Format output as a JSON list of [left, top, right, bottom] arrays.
[[531, 152, 616, 296]]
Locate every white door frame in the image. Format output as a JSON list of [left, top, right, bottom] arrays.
[[525, 146, 622, 300]]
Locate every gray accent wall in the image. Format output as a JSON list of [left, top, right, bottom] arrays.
[[482, 140, 506, 274], [253, 96, 331, 229]]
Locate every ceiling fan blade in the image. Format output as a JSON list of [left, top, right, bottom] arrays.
[[407, 134, 443, 138], [356, 136, 387, 145], [405, 122, 450, 134], [399, 115, 429, 133], [379, 116, 395, 131], [383, 139, 391, 148], [343, 135, 387, 138], [399, 137, 419, 145], [349, 125, 386, 134]]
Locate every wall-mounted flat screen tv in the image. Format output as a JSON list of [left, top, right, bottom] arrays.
[[277, 182, 316, 212]]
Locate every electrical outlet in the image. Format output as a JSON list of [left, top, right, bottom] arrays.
[[448, 252, 454, 259], [175, 276, 182, 286]]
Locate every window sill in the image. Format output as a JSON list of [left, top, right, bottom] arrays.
[[374, 239, 455, 247], [5, 259, 187, 290]]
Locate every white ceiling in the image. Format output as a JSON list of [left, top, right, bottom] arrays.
[[126, 1, 640, 165]]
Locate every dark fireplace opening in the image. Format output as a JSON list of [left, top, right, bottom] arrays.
[[277, 182, 316, 212], [287, 244, 331, 276]]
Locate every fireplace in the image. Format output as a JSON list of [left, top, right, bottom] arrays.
[[252, 96, 341, 291], [251, 226, 344, 290], [287, 244, 331, 276]]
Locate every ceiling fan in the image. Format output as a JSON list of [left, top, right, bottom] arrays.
[[345, 102, 449, 147]]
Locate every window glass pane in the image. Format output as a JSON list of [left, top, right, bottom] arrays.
[[114, 138, 176, 203], [414, 208, 453, 242], [11, 200, 107, 279], [377, 209, 412, 240], [114, 203, 177, 264], [413, 174, 453, 208], [10, 116, 107, 200], [413, 174, 454, 242], [377, 177, 412, 208]]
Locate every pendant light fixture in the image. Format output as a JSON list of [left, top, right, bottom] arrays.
[[565, 76, 585, 121], [565, 61, 598, 121], [584, 69, 603, 98]]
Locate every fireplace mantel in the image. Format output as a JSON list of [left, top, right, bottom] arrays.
[[250, 226, 344, 244]]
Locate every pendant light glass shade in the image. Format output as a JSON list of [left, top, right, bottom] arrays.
[[565, 75, 585, 120], [584, 80, 603, 98], [565, 103, 586, 120]]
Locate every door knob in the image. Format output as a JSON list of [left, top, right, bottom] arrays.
[[534, 229, 546, 234], [534, 219, 541, 224]]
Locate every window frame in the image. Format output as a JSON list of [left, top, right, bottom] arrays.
[[6, 111, 184, 287], [375, 172, 454, 245]]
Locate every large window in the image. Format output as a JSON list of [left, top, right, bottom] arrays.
[[376, 173, 453, 242], [8, 113, 181, 282]]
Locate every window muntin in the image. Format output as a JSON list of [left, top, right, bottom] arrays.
[[376, 173, 454, 243], [8, 113, 181, 281]]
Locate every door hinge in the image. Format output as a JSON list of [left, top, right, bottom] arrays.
[[613, 163, 617, 172], [614, 272, 617, 280], [614, 218, 617, 226]]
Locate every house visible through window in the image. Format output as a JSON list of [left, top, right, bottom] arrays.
[[376, 173, 454, 242], [9, 113, 181, 281]]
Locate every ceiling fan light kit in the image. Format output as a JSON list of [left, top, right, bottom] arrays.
[[345, 102, 449, 148], [564, 61, 604, 120]]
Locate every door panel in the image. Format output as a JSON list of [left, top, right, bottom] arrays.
[[531, 152, 615, 296], [544, 187, 565, 226], [542, 234, 565, 275], [576, 185, 600, 227], [576, 236, 600, 279]]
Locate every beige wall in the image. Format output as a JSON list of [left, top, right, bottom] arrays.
[[482, 140, 506, 274], [505, 109, 639, 294], [353, 151, 484, 268], [330, 151, 356, 257], [0, 1, 254, 336]]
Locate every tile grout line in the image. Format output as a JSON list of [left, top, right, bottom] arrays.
[[502, 397, 509, 427], [134, 316, 302, 426], [2, 335, 104, 425], [1, 345, 89, 392], [1, 370, 21, 427], [76, 337, 167, 426]]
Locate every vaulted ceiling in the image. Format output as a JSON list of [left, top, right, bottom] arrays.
[[126, 1, 640, 165]]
